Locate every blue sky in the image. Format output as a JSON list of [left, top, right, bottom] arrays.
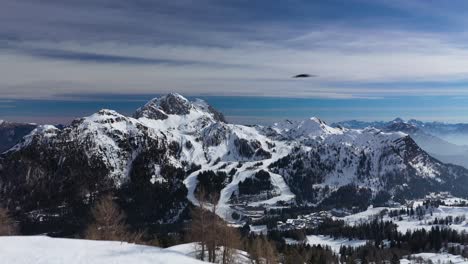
[[3, 96, 468, 125], [2, 0, 468, 124]]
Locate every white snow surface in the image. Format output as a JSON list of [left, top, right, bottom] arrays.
[[340, 201, 468, 233], [0, 236, 207, 264], [402, 252, 468, 263], [249, 225, 268, 235], [306, 235, 368, 253], [341, 206, 390, 225], [8, 124, 59, 152], [273, 117, 344, 139], [392, 205, 468, 233], [168, 242, 251, 264]]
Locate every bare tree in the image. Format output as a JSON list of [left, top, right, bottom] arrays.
[[85, 194, 142, 242], [262, 237, 278, 264], [249, 236, 262, 263], [190, 187, 236, 263], [189, 188, 209, 261], [219, 223, 241, 264], [207, 192, 220, 263], [189, 186, 242, 264], [0, 207, 18, 236], [248, 236, 278, 264]]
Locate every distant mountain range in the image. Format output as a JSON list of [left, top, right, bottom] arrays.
[[333, 118, 468, 168], [333, 118, 468, 136], [1, 95, 468, 235], [0, 121, 37, 153]]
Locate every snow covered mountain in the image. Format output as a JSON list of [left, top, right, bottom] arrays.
[[1, 94, 468, 234], [406, 119, 468, 139], [0, 120, 36, 153], [333, 118, 468, 168], [333, 117, 468, 136], [268, 118, 468, 207]]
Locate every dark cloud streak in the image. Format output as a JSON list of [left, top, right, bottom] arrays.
[[10, 46, 248, 67], [0, 40, 251, 67]]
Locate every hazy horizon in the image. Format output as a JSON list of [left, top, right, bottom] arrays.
[[2, 94, 468, 125]]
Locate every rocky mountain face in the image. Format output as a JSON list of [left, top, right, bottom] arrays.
[[0, 121, 36, 153], [268, 119, 468, 206], [333, 118, 468, 168], [1, 94, 468, 234]]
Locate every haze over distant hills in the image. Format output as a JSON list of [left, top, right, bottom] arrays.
[[0, 121, 36, 153], [333, 118, 468, 168]]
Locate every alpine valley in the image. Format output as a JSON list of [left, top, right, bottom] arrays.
[[2, 93, 468, 237]]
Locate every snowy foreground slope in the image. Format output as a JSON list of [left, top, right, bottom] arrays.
[[0, 236, 207, 264], [2, 93, 468, 232], [168, 242, 251, 264]]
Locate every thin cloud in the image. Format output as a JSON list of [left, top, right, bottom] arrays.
[[4, 46, 249, 67], [2, 1, 468, 99]]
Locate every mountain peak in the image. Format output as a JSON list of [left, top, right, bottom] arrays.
[[133, 93, 192, 120], [133, 93, 226, 122], [162, 92, 190, 106], [273, 116, 342, 139], [392, 117, 405, 123], [309, 117, 326, 125], [385, 121, 419, 134]]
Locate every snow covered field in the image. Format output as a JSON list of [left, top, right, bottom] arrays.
[[168, 242, 251, 264], [401, 253, 468, 264], [306, 235, 368, 253], [249, 225, 268, 235], [285, 235, 368, 254], [0, 236, 207, 264], [340, 202, 468, 233], [392, 205, 468, 233], [341, 206, 389, 224]]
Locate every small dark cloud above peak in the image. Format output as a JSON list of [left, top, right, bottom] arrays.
[[293, 74, 316, 78]]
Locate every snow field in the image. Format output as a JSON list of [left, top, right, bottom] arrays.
[[0, 236, 207, 264]]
